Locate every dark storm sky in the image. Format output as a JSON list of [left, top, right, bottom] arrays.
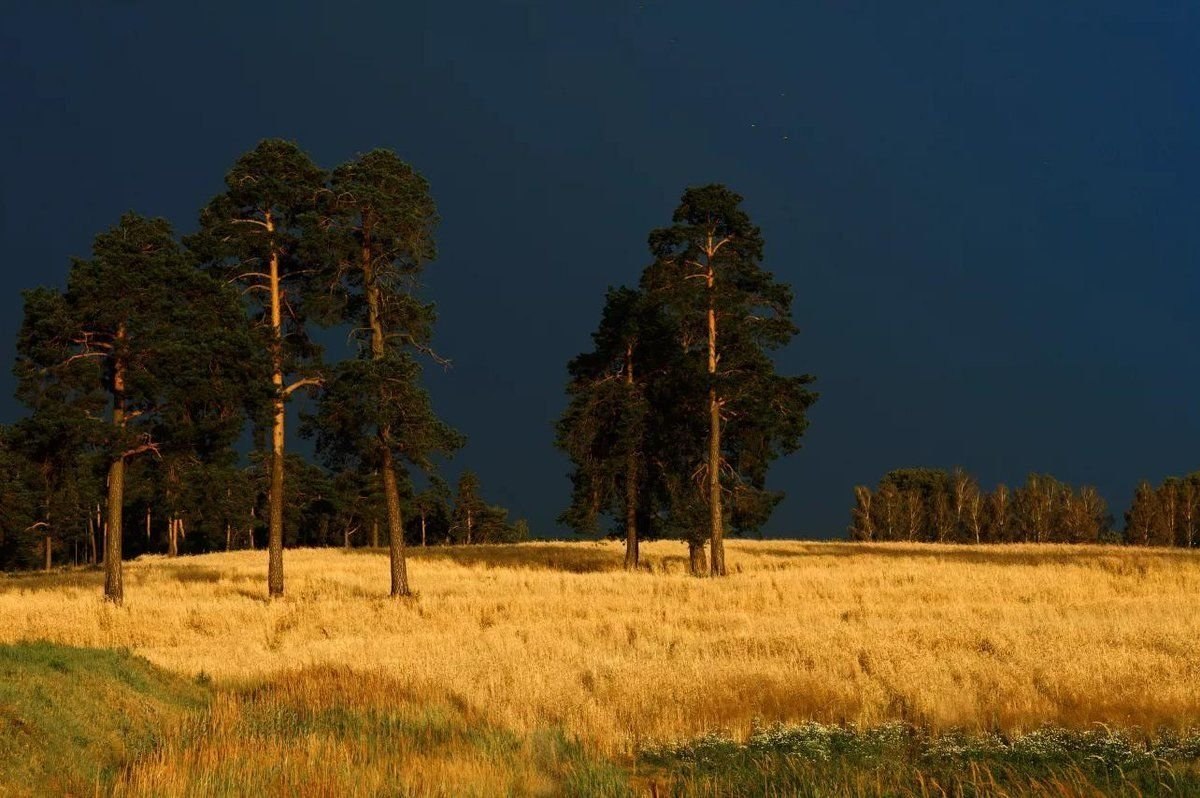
[[2, 2, 1198, 538]]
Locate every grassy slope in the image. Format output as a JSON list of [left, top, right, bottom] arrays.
[[0, 642, 207, 797], [0, 644, 629, 797]]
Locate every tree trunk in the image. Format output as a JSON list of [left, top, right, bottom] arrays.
[[466, 507, 473, 545], [688, 539, 708, 576], [266, 212, 285, 599], [226, 523, 232, 552], [268, 446, 284, 596], [43, 534, 51, 573], [706, 271, 726, 577], [371, 519, 379, 549], [94, 504, 102, 564], [623, 344, 639, 571], [382, 449, 409, 597], [104, 454, 125, 604], [104, 343, 127, 605], [364, 236, 410, 597], [421, 512, 427, 547], [168, 517, 179, 557]]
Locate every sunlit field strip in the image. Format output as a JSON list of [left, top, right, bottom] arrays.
[[3, 540, 1198, 754]]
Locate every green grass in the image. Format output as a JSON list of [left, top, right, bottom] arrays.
[[637, 721, 1200, 796], [0, 641, 209, 797]]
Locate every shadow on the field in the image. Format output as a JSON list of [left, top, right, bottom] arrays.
[[385, 543, 627, 573], [0, 566, 105, 593]]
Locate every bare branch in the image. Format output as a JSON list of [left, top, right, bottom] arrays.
[[124, 441, 162, 459], [283, 376, 322, 396], [62, 352, 107, 365], [229, 272, 272, 283]]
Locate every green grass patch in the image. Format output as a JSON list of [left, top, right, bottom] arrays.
[[638, 721, 1200, 796], [0, 641, 209, 796]]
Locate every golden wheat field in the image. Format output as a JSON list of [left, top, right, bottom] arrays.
[[3, 539, 1199, 758]]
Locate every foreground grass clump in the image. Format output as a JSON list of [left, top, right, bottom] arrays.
[[114, 667, 630, 797], [0, 642, 207, 796], [3, 540, 1200, 753], [640, 722, 1200, 796]]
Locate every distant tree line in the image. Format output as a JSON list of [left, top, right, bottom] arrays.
[[1124, 474, 1200, 547], [850, 467, 1200, 547], [0, 140, 525, 600]]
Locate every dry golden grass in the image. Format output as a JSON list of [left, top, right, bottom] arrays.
[[2, 540, 1198, 755], [110, 668, 616, 798]]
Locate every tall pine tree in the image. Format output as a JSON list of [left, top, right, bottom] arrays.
[[557, 286, 661, 569], [644, 185, 816, 575], [188, 139, 326, 598], [305, 150, 461, 596]]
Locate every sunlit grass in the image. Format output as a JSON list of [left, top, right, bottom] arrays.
[[3, 540, 1199, 756], [7, 535, 1200, 753], [113, 667, 629, 797]]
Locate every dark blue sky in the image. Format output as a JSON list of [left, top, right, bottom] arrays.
[[2, 2, 1198, 537]]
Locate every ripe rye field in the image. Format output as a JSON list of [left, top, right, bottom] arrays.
[[4, 540, 1200, 796]]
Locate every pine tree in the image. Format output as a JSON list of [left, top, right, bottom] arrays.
[[557, 287, 663, 569], [306, 149, 461, 596], [643, 185, 816, 575], [410, 478, 452, 547], [16, 214, 256, 603], [0, 427, 41, 569], [188, 139, 326, 598], [451, 471, 486, 545]]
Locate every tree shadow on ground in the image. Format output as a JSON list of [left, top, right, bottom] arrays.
[[392, 543, 626, 574], [0, 567, 105, 593]]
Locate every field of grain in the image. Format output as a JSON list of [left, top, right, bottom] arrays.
[[3, 539, 1198, 760]]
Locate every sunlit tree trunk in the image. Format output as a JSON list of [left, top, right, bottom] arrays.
[[623, 345, 639, 571], [705, 239, 726, 577], [103, 328, 127, 605], [364, 238, 410, 597], [104, 454, 124, 602], [266, 211, 286, 598], [87, 512, 97, 564]]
